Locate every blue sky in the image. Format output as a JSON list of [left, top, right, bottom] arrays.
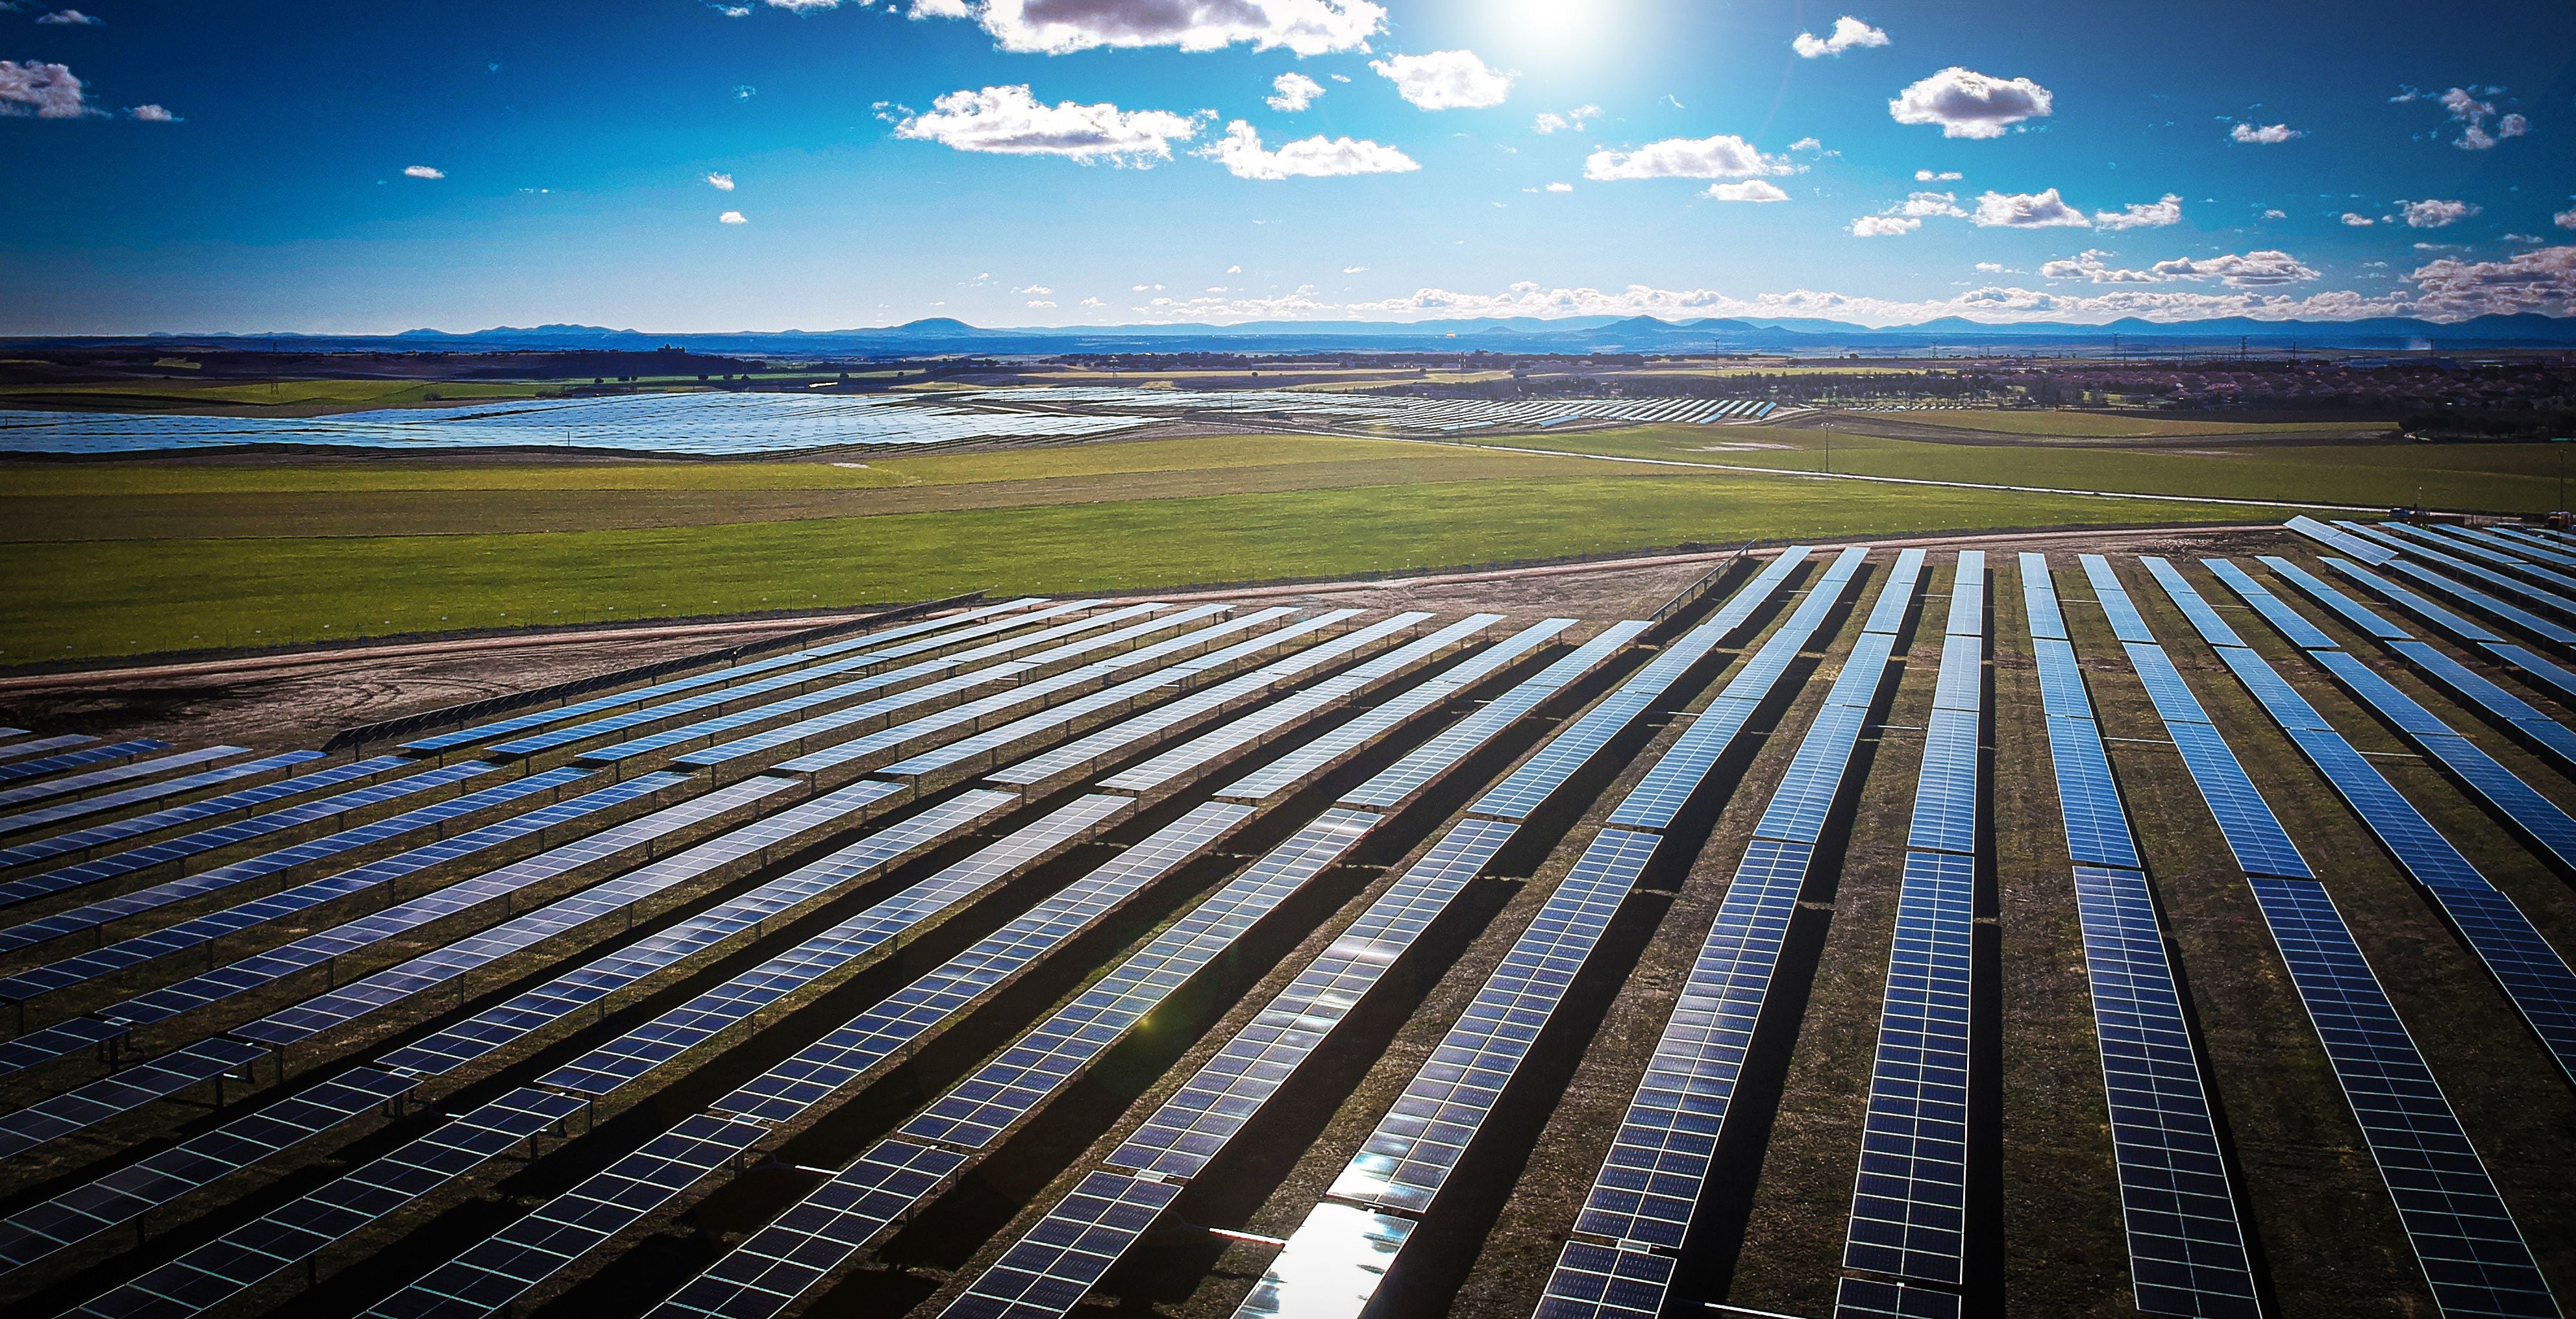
[[4, 0, 2571, 333]]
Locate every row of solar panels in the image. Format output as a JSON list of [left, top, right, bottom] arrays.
[[9, 534, 2576, 1319], [989, 384, 1776, 432]]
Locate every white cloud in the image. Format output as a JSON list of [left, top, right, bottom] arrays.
[[2436, 86, 2529, 151], [1851, 216, 1920, 236], [1012, 283, 1052, 293], [1268, 71, 1322, 112], [2342, 212, 2375, 226], [2042, 247, 2318, 288], [1532, 104, 1599, 134], [1789, 136, 1824, 152], [913, 0, 1386, 56], [1026, 299, 1056, 307], [1973, 188, 2088, 228], [1914, 169, 1961, 182], [2094, 193, 2181, 230], [1081, 296, 1104, 306], [1792, 16, 1889, 58], [1705, 180, 1790, 203], [894, 85, 1206, 166], [734, 84, 757, 99], [1544, 181, 1572, 192], [2156, 250, 2320, 286], [1201, 120, 1418, 179], [1343, 264, 1366, 272], [2040, 250, 2161, 284], [1896, 190, 1968, 217], [2401, 197, 2477, 228], [706, 171, 736, 190], [403, 164, 445, 179], [719, 210, 747, 223], [2410, 245, 2576, 319], [129, 103, 177, 122], [0, 60, 86, 118], [2261, 208, 2286, 219], [1327, 279, 2420, 328], [1226, 264, 1241, 273], [1889, 67, 2051, 139], [1974, 262, 2005, 273], [2557, 208, 2576, 231], [2229, 121, 2302, 144], [1584, 134, 1794, 181], [35, 8, 101, 23], [1370, 49, 1511, 110]]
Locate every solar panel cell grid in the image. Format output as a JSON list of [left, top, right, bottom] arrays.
[[1333, 828, 1654, 1216], [899, 809, 1380, 1150], [1568, 836, 1812, 1250], [1844, 852, 1975, 1288], [0, 754, 406, 872], [0, 751, 322, 840]]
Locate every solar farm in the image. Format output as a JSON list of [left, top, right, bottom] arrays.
[[0, 389, 1780, 458], [1, 513, 2574, 1319]]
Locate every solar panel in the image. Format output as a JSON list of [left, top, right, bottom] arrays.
[[62, 1086, 591, 1319], [982, 610, 1398, 788], [374, 782, 969, 1079], [2164, 721, 2312, 880], [2368, 554, 2576, 648], [0, 751, 320, 840], [1338, 622, 1646, 810], [1093, 617, 1492, 792], [2020, 553, 2070, 639], [0, 759, 508, 922], [0, 754, 403, 872], [363, 1111, 773, 1319], [0, 1065, 415, 1270], [0, 1037, 267, 1159], [1606, 547, 1875, 832], [538, 793, 1126, 1098], [0, 739, 173, 787], [1946, 552, 1987, 637], [652, 1139, 974, 1319], [1342, 827, 1656, 1216], [0, 785, 919, 1266], [2481, 526, 2576, 568], [711, 800, 1250, 1126], [1931, 639, 1982, 713], [2199, 560, 2340, 650], [898, 808, 1380, 1149], [2070, 865, 2262, 1318], [2386, 639, 2576, 770], [1907, 708, 1981, 856], [0, 745, 249, 811], [547, 807, 1380, 1319], [1111, 817, 1522, 1181], [1473, 549, 1820, 821], [1866, 549, 1929, 635], [233, 778, 811, 1048], [399, 599, 1048, 754], [2246, 876, 2560, 1318], [1843, 851, 1975, 1287], [2284, 515, 2397, 565], [2301, 650, 2576, 872], [1834, 1276, 1964, 1319], [2146, 569, 2576, 1083], [2080, 556, 2159, 645], [2400, 524, 2576, 595], [1215, 618, 1572, 802], [0, 733, 97, 764], [2320, 557, 2505, 645], [2253, 557, 2410, 641], [0, 771, 686, 1029]]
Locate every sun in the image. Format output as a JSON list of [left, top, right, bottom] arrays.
[[1492, 0, 1612, 51]]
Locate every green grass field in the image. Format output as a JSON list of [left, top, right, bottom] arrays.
[[1515, 421, 2558, 512], [1, 446, 2253, 663]]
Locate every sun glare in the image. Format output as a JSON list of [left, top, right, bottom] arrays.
[[1500, 0, 1598, 43]]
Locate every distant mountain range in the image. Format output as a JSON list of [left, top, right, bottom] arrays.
[[18, 312, 2576, 356]]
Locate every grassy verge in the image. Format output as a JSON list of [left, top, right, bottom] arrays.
[[3, 473, 2251, 663], [1508, 424, 2558, 512]]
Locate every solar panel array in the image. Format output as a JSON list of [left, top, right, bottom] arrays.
[[2331, 526, 2576, 649], [913, 563, 1826, 1319], [0, 391, 1156, 458], [1835, 551, 1986, 1318], [1535, 551, 1918, 1319], [2156, 558, 2576, 1086], [649, 607, 1665, 1319], [981, 384, 1777, 433], [0, 739, 174, 787], [19, 527, 2576, 1319], [2112, 556, 2561, 1319], [2022, 553, 2262, 1319]]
